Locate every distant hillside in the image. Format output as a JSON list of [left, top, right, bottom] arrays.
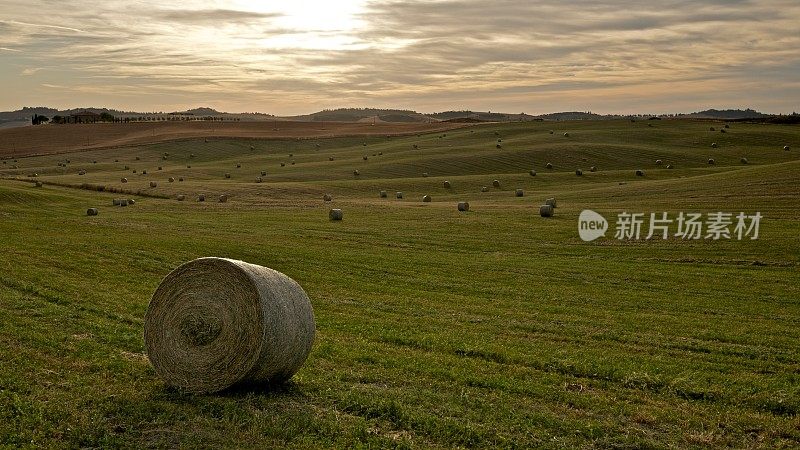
[[682, 109, 770, 119]]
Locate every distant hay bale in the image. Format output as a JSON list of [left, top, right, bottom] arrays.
[[563, 132, 570, 137], [291, 161, 295, 165], [539, 204, 554, 217], [144, 257, 315, 393], [260, 170, 267, 176], [497, 139, 502, 143], [329, 157, 334, 161], [198, 194, 205, 202], [784, 145, 790, 151], [378, 152, 383, 155], [187, 165, 191, 168], [708, 158, 715, 165], [143, 170, 148, 175], [93, 160, 97, 164], [458, 201, 470, 212], [323, 194, 332, 202], [363, 156, 368, 160], [545, 198, 557, 208], [529, 170, 537, 176], [724, 124, 729, 129], [237, 164, 241, 168], [124, 165, 129, 170], [79, 170, 86, 175], [396, 191, 403, 199], [740, 157, 748, 164], [710, 127, 715, 131], [422, 195, 432, 202], [423, 172, 429, 177], [494, 131, 500, 136], [666, 164, 674, 169], [353, 169, 360, 176], [575, 169, 583, 176], [549, 130, 554, 134], [87, 208, 99, 216], [515, 188, 524, 197], [255, 177, 263, 183], [120, 199, 129, 207], [128, 199, 136, 205], [712, 142, 717, 148], [225, 173, 231, 179], [162, 156, 167, 160], [190, 153, 195, 158], [481, 186, 489, 192], [115, 159, 119, 162], [168, 177, 175, 183], [133, 170, 137, 174], [121, 177, 128, 183], [635, 169, 645, 176], [329, 209, 343, 220], [177, 194, 185, 201], [443, 180, 451, 188], [178, 177, 184, 182], [113, 199, 122, 206], [546, 163, 553, 169], [656, 159, 662, 165], [413, 144, 418, 149], [363, 143, 367, 146], [250, 145, 255, 150], [219, 194, 228, 203], [158, 166, 163, 170], [380, 190, 387, 198], [590, 166, 597, 172], [496, 144, 502, 149], [280, 163, 285, 167], [150, 181, 157, 188], [136, 156, 141, 160], [204, 139, 208, 143], [492, 179, 500, 188], [720, 129, 726, 134], [35, 181, 43, 187]]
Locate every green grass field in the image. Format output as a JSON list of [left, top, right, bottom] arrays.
[[1, 119, 799, 448]]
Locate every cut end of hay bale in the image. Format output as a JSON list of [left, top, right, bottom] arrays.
[[443, 181, 451, 188], [457, 201, 470, 212], [563, 132, 569, 137], [255, 177, 263, 183], [144, 257, 315, 393], [329, 209, 343, 220], [546, 163, 553, 169], [784, 145, 790, 151], [492, 180, 500, 188], [712, 143, 718, 148], [590, 166, 597, 172], [656, 160, 662, 165], [515, 189, 524, 197], [481, 186, 489, 192], [708, 158, 715, 165], [539, 204, 554, 217], [422, 195, 432, 202], [87, 208, 98, 216], [121, 177, 128, 183], [666, 164, 674, 169]]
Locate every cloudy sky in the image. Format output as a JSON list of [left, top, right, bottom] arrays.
[[1, 0, 798, 115]]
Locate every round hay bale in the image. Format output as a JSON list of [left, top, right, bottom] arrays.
[[87, 208, 99, 216], [363, 156, 368, 161], [158, 166, 163, 170], [545, 198, 557, 208], [136, 156, 141, 160], [169, 177, 175, 183], [724, 124, 729, 129], [219, 194, 228, 203], [379, 152, 383, 155], [255, 177, 263, 183], [720, 129, 726, 134], [291, 161, 295, 165], [492, 179, 500, 188], [363, 143, 367, 146], [225, 173, 231, 179], [35, 181, 43, 188], [121, 177, 128, 183], [666, 164, 674, 169], [396, 191, 403, 199], [575, 169, 583, 176], [323, 194, 332, 202], [120, 199, 129, 207], [539, 204, 554, 217], [329, 209, 343, 220], [124, 165, 130, 170], [712, 142, 717, 148], [635, 169, 644, 176], [113, 198, 122, 206], [515, 188, 524, 197], [740, 157, 748, 164], [379, 190, 387, 198], [261, 170, 267, 176], [190, 153, 196, 158], [280, 163, 285, 167], [93, 160, 97, 164], [443, 180, 451, 188], [708, 158, 715, 165], [564, 132, 569, 137], [236, 164, 241, 168], [590, 166, 597, 172], [250, 145, 255, 150], [422, 195, 432, 202], [656, 159, 662, 165], [353, 170, 360, 176], [128, 199, 136, 205], [423, 172, 429, 177], [497, 139, 502, 143], [179, 177, 184, 182], [546, 163, 553, 169], [79, 170, 86, 176], [133, 170, 137, 174], [549, 130, 554, 134], [162, 156, 167, 160], [529, 170, 537, 176], [710, 127, 715, 131], [66, 159, 70, 163], [784, 145, 790, 151], [496, 144, 502, 149], [457, 201, 469, 212], [144, 257, 315, 393], [481, 186, 489, 192], [329, 157, 334, 161], [198, 194, 205, 202], [187, 165, 192, 169], [177, 194, 185, 201], [143, 170, 148, 175], [150, 181, 157, 188]]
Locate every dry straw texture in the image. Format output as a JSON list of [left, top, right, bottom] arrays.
[[144, 257, 316, 393]]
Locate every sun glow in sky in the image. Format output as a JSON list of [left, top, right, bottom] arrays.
[[0, 0, 798, 115]]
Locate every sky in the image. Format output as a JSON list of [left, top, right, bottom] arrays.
[[1, 0, 799, 115]]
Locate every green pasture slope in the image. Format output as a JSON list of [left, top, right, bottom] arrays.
[[1, 120, 799, 448]]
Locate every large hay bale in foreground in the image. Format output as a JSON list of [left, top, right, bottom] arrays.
[[458, 201, 469, 212], [539, 204, 554, 217], [329, 209, 343, 220], [87, 208, 99, 216], [144, 257, 315, 393]]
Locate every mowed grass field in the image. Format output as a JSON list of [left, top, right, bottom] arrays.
[[1, 119, 799, 448]]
